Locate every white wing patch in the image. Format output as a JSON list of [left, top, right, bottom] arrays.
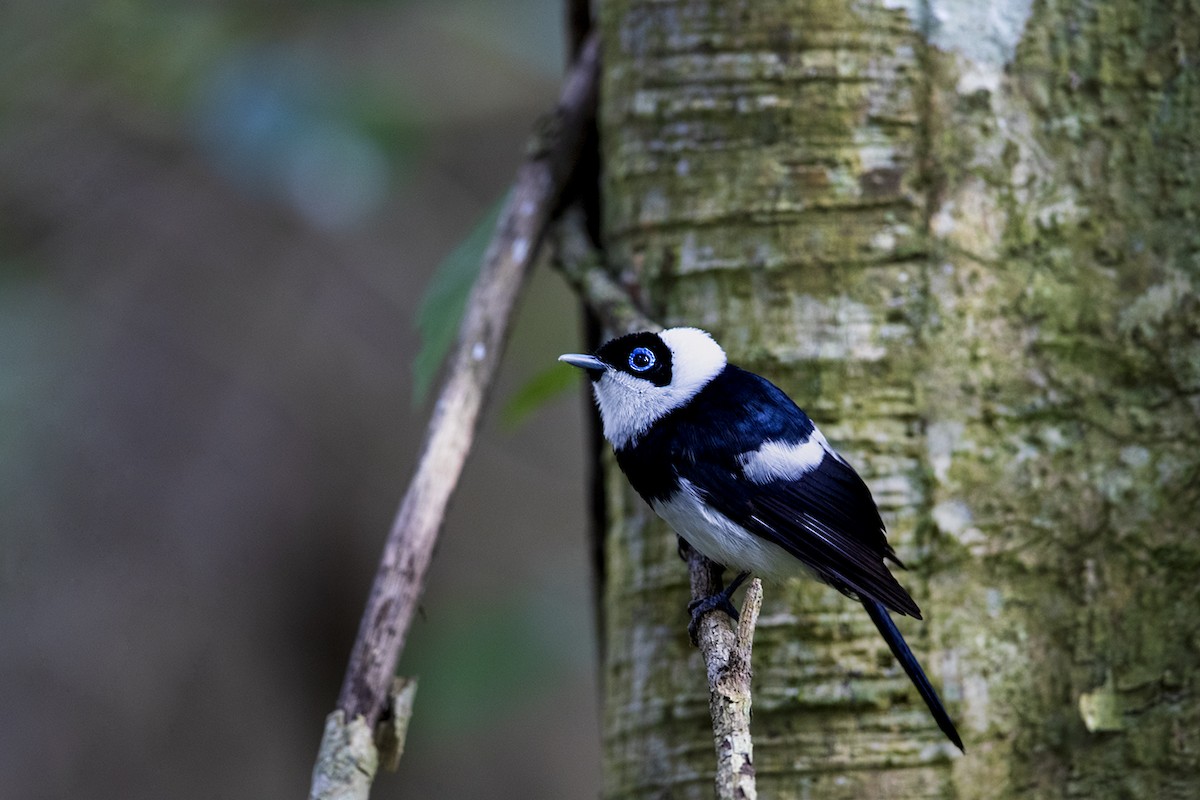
[[739, 438, 825, 483], [652, 479, 814, 581], [737, 428, 840, 483]]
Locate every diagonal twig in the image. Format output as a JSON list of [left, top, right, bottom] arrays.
[[309, 32, 600, 800], [552, 207, 657, 336]]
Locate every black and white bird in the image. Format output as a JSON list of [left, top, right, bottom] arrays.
[[560, 327, 963, 751]]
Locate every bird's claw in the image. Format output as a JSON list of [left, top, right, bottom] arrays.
[[687, 594, 740, 644], [686, 571, 750, 645]]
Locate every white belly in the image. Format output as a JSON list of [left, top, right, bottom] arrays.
[[651, 479, 809, 581]]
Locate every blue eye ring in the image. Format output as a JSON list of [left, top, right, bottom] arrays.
[[629, 347, 656, 372]]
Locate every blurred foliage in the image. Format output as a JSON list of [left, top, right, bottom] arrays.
[[502, 362, 580, 428], [190, 43, 422, 229], [412, 196, 503, 403], [72, 3, 232, 110], [2, 0, 565, 234], [412, 196, 580, 423], [399, 585, 590, 738], [0, 1, 595, 798]]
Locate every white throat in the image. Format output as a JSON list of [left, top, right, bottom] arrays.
[[593, 327, 727, 449]]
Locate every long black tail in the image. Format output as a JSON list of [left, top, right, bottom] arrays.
[[862, 598, 964, 752]]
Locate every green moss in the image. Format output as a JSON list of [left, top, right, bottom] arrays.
[[919, 0, 1200, 795], [599, 0, 1200, 796]]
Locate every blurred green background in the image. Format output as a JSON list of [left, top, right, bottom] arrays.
[[0, 0, 600, 797]]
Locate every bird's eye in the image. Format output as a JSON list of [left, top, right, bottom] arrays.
[[628, 347, 655, 372]]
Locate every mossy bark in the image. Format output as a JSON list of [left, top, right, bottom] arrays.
[[596, 1, 1200, 798]]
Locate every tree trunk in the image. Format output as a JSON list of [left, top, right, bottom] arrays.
[[595, 1, 1200, 798]]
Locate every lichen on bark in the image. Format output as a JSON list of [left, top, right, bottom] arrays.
[[596, 0, 1200, 798], [921, 1, 1200, 797]]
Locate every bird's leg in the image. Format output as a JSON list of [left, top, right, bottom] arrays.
[[687, 570, 750, 645], [675, 534, 691, 562]]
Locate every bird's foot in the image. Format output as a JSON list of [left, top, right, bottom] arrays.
[[687, 571, 750, 645]]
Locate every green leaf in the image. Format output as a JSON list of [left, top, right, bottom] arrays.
[[501, 362, 581, 428], [412, 196, 505, 404]]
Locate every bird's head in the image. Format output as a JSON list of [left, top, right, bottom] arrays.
[[559, 327, 727, 449]]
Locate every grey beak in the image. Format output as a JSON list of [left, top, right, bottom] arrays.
[[558, 353, 606, 374]]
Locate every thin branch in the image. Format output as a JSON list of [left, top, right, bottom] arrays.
[[309, 33, 600, 800], [684, 545, 761, 800], [552, 207, 657, 336], [553, 217, 761, 800]]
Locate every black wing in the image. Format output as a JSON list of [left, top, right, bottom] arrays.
[[671, 368, 921, 618]]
